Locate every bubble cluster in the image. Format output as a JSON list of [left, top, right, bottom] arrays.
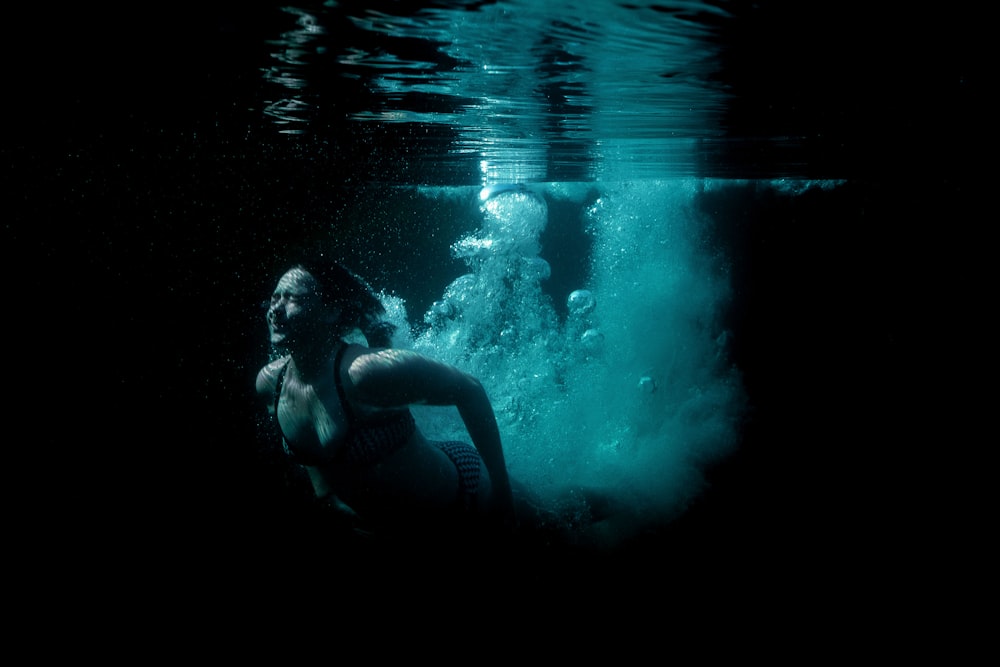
[[409, 180, 745, 548]]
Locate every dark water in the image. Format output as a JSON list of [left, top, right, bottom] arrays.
[[8, 0, 984, 607]]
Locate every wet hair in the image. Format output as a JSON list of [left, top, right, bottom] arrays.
[[291, 258, 396, 348]]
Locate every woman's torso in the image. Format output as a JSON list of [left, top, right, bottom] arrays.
[[263, 347, 467, 515]]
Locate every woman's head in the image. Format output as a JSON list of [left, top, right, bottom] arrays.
[[266, 259, 395, 349]]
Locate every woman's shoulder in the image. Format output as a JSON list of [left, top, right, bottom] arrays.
[[346, 346, 433, 378], [346, 345, 470, 407], [255, 356, 291, 398]]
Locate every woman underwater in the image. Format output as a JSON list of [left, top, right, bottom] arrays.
[[256, 259, 517, 542]]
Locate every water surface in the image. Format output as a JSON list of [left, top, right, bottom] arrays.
[[258, 0, 827, 183]]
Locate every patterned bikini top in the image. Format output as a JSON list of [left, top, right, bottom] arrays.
[[273, 345, 416, 468]]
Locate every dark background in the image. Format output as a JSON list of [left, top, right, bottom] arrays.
[[5, 1, 983, 605]]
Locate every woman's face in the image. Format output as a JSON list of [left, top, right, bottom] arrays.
[[266, 268, 324, 348]]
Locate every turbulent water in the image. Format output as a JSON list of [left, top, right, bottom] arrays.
[[400, 181, 749, 545]]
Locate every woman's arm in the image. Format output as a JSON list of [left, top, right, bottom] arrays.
[[348, 349, 515, 518], [451, 374, 514, 516]]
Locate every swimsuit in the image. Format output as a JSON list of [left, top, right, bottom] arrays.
[[273, 346, 415, 467], [435, 440, 481, 512], [272, 346, 480, 509]]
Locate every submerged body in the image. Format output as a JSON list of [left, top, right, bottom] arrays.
[[255, 263, 514, 539]]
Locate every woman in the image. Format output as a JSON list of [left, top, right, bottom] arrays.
[[255, 259, 516, 541]]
